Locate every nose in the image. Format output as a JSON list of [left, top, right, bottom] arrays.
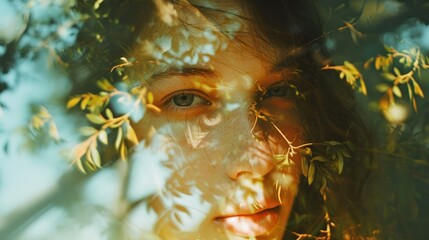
[[224, 126, 276, 180]]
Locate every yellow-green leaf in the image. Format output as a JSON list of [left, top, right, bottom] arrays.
[[147, 92, 154, 104], [393, 67, 401, 76], [311, 156, 329, 162], [98, 130, 108, 145], [308, 163, 315, 185], [90, 143, 101, 168], [86, 114, 106, 124], [75, 158, 86, 174], [115, 127, 123, 149], [80, 126, 98, 136], [413, 81, 424, 98], [359, 78, 367, 95], [31, 116, 42, 129], [81, 96, 90, 110], [120, 142, 127, 161], [97, 79, 116, 91], [381, 73, 396, 81], [392, 85, 402, 98], [67, 96, 81, 109], [105, 108, 113, 119], [125, 124, 139, 146], [375, 83, 390, 92], [337, 154, 344, 174]]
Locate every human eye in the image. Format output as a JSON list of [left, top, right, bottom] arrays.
[[264, 82, 294, 99], [162, 91, 212, 109]]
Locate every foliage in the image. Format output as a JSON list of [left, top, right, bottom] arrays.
[[66, 66, 160, 172], [1, 0, 429, 239]]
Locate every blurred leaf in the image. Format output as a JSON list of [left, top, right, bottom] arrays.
[[90, 143, 101, 167], [48, 122, 60, 141], [392, 85, 402, 98], [301, 156, 309, 177], [97, 79, 116, 91], [80, 126, 97, 136], [311, 156, 329, 163], [106, 108, 113, 119], [120, 142, 127, 160], [86, 113, 106, 124], [67, 96, 81, 109], [308, 163, 315, 185], [147, 92, 154, 104], [115, 127, 123, 149], [337, 154, 344, 174], [125, 123, 139, 145], [98, 130, 108, 145]]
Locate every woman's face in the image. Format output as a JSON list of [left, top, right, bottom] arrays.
[[129, 2, 304, 239]]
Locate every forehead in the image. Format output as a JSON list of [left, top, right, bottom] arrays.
[[133, 1, 273, 69]]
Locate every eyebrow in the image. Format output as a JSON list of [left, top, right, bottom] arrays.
[[147, 66, 219, 85]]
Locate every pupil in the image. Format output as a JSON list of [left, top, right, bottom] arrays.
[[173, 94, 194, 106]]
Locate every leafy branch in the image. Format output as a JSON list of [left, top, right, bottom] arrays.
[[250, 104, 353, 192], [323, 61, 367, 95], [29, 106, 61, 142], [368, 46, 428, 112], [67, 77, 160, 173]]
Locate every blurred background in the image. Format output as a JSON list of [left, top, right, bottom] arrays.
[[0, 0, 428, 239]]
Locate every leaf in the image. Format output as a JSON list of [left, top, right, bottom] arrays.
[[301, 157, 309, 177], [407, 83, 413, 100], [308, 163, 315, 185], [381, 73, 396, 81], [375, 57, 381, 70], [80, 126, 98, 136], [75, 158, 86, 174], [364, 58, 373, 69], [147, 104, 161, 113], [125, 124, 139, 145], [384, 45, 396, 54], [326, 141, 341, 146], [147, 91, 154, 104], [98, 130, 108, 145], [392, 85, 402, 98], [337, 154, 344, 174], [90, 143, 101, 168], [86, 114, 106, 124], [359, 78, 367, 95], [81, 96, 90, 110], [299, 147, 312, 156], [31, 116, 42, 129], [393, 67, 401, 76], [67, 96, 81, 109], [115, 127, 123, 149], [49, 122, 60, 141], [340, 148, 351, 158], [375, 83, 390, 92], [105, 108, 113, 119], [413, 81, 424, 98], [311, 156, 329, 163], [97, 79, 116, 91], [120, 142, 127, 160], [412, 98, 418, 112]]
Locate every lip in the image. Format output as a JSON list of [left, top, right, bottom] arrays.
[[215, 205, 281, 237]]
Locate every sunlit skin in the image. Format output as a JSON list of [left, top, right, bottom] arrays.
[[130, 2, 304, 239]]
